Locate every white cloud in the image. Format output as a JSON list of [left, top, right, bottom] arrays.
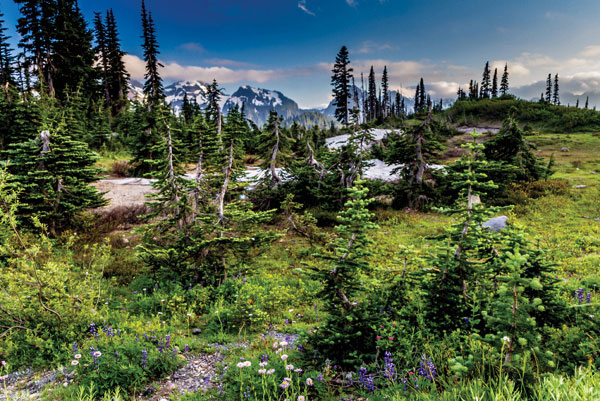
[[579, 45, 600, 58], [203, 58, 257, 68], [124, 54, 329, 84], [178, 42, 206, 53], [298, 0, 315, 16], [353, 40, 394, 55], [346, 0, 357, 7]]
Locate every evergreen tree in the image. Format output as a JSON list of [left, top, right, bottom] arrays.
[[585, 96, 589, 109], [414, 82, 421, 113], [394, 91, 402, 117], [500, 63, 509, 96], [367, 66, 376, 121], [105, 9, 129, 115], [52, 0, 98, 101], [575, 98, 579, 108], [0, 12, 15, 86], [331, 45, 353, 125], [141, 0, 164, 106], [5, 108, 106, 234], [552, 73, 560, 105], [381, 66, 389, 118], [93, 12, 109, 107], [419, 78, 426, 112], [545, 74, 552, 103], [491, 68, 498, 98], [481, 61, 491, 99]]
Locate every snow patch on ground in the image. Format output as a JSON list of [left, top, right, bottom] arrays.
[[325, 128, 402, 150]]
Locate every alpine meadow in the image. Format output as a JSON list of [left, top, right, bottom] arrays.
[[1, 1, 600, 400]]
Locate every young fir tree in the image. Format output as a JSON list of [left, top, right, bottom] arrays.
[[5, 102, 106, 234], [105, 9, 129, 115], [367, 66, 377, 121], [481, 61, 491, 99], [491, 68, 498, 98], [385, 108, 444, 209], [545, 74, 552, 103], [552, 73, 560, 105], [585, 96, 589, 109], [331, 45, 353, 125], [575, 98, 579, 108], [308, 179, 379, 365], [421, 130, 502, 333], [141, 0, 164, 107], [0, 87, 41, 150], [381, 66, 389, 118], [500, 63, 509, 96]]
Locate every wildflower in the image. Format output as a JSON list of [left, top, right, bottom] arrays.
[[259, 362, 268, 367], [289, 309, 294, 313], [273, 342, 279, 348], [243, 361, 251, 367], [286, 364, 294, 370], [502, 336, 511, 344], [298, 397, 305, 401], [276, 348, 283, 354], [74, 354, 81, 359], [306, 378, 313, 386], [266, 369, 275, 375], [316, 374, 323, 381], [417, 354, 437, 382], [280, 340, 288, 347], [258, 369, 266, 374], [281, 354, 288, 361], [141, 349, 147, 368], [359, 366, 375, 392], [71, 360, 79, 366], [389, 336, 394, 341], [383, 351, 396, 383], [284, 377, 292, 382], [93, 351, 102, 358], [576, 288, 585, 304], [261, 354, 268, 363], [237, 362, 245, 368], [294, 368, 303, 373], [376, 336, 381, 340], [392, 322, 396, 326], [1, 361, 5, 366], [280, 381, 290, 389], [587, 292, 592, 304]]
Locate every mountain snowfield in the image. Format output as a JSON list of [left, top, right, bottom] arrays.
[[129, 80, 335, 127]]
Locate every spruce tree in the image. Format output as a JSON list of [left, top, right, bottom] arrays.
[[585, 96, 589, 109], [418, 78, 426, 112], [552, 74, 560, 105], [414, 82, 421, 113], [481, 61, 491, 99], [52, 0, 98, 101], [93, 12, 110, 107], [105, 9, 129, 115], [381, 66, 389, 118], [0, 12, 15, 86], [500, 63, 509, 96], [5, 106, 106, 234], [331, 45, 353, 125], [545, 74, 552, 103], [491, 68, 498, 98], [367, 66, 376, 121], [394, 91, 402, 117], [141, 0, 164, 107], [575, 98, 579, 108]]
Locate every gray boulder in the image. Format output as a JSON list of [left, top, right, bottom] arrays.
[[483, 216, 508, 232], [560, 147, 569, 152]]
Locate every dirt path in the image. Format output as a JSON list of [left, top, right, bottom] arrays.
[[93, 180, 156, 211]]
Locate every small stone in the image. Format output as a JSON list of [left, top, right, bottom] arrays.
[[573, 185, 587, 189], [560, 147, 569, 152], [482, 216, 508, 232], [595, 218, 600, 222]]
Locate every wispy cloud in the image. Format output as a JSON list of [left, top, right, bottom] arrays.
[[298, 0, 315, 16], [353, 40, 395, 55], [203, 58, 258, 68], [178, 42, 206, 53], [346, 0, 357, 7], [124, 54, 329, 84]]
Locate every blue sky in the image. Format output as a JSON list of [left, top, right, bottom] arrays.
[[3, 0, 600, 107]]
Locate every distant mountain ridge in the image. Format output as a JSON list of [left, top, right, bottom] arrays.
[[129, 80, 336, 128]]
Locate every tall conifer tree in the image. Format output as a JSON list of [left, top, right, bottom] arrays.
[[481, 61, 491, 99], [552, 74, 560, 105], [500, 63, 509, 95], [141, 0, 164, 107], [105, 9, 129, 114], [331, 45, 353, 125], [367, 66, 376, 121], [381, 66, 389, 118], [545, 74, 552, 103], [491, 68, 498, 98]]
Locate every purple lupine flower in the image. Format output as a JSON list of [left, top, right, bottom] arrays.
[[141, 349, 147, 368], [358, 366, 375, 392], [261, 354, 268, 363], [383, 351, 396, 383], [184, 344, 190, 352], [576, 288, 585, 304], [417, 354, 437, 382], [89, 323, 98, 338], [587, 292, 592, 304]]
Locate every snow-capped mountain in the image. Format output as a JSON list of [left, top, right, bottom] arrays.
[[223, 85, 299, 126], [129, 80, 336, 128]]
